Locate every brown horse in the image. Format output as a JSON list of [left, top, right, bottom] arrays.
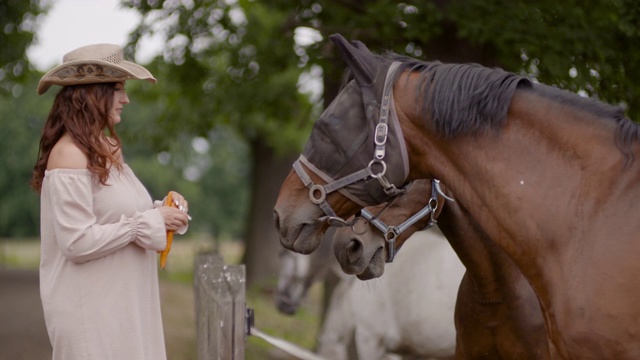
[[273, 33, 640, 358], [333, 179, 550, 359]]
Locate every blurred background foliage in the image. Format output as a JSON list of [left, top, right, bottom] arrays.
[[0, 0, 46, 95], [1, 0, 639, 287]]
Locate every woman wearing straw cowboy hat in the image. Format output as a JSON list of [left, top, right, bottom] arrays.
[[31, 43, 190, 360]]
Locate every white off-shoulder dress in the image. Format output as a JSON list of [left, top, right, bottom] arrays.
[[39, 164, 168, 360]]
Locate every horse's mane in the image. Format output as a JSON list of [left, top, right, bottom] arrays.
[[531, 83, 639, 165], [386, 54, 640, 164], [387, 54, 531, 137]]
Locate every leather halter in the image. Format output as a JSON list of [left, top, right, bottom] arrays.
[[293, 62, 409, 225], [358, 179, 451, 262]]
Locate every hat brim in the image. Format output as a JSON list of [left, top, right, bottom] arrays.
[[37, 59, 157, 95]]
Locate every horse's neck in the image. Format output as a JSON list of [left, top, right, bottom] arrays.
[[437, 204, 519, 303], [417, 90, 640, 350], [414, 90, 634, 257]]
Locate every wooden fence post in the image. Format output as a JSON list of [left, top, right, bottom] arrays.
[[194, 252, 246, 360]]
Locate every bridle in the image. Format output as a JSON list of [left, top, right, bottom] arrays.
[[292, 62, 408, 225], [292, 155, 405, 225], [358, 179, 452, 262]]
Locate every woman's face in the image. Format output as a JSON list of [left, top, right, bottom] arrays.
[[109, 81, 130, 125]]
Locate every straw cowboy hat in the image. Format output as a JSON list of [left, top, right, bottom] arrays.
[[37, 43, 156, 95]]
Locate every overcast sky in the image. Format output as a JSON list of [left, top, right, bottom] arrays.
[[28, 0, 162, 71]]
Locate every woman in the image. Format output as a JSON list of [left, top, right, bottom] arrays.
[[30, 43, 190, 360]]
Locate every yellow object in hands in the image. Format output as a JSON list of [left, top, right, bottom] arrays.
[[159, 191, 176, 269]]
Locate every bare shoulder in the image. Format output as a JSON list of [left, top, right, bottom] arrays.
[[47, 134, 88, 170]]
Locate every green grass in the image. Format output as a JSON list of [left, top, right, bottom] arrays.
[[245, 281, 323, 359], [0, 237, 41, 269]]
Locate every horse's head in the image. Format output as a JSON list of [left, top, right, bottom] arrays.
[[275, 32, 533, 255], [274, 34, 410, 254], [332, 179, 447, 280], [274, 229, 336, 315], [274, 249, 310, 315]]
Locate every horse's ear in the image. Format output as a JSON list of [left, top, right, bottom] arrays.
[[329, 33, 378, 86]]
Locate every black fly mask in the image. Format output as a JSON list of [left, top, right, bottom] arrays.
[[293, 34, 410, 223]]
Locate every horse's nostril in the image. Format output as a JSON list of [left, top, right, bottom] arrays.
[[273, 210, 280, 232], [346, 238, 363, 264]]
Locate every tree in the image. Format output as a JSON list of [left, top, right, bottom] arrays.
[[0, 0, 47, 96], [0, 71, 48, 237], [124, 0, 317, 286], [0, 1, 47, 237]]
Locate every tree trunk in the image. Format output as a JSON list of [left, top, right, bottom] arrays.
[[242, 138, 298, 288]]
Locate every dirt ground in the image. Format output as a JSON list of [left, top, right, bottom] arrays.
[[0, 267, 196, 360], [0, 268, 52, 360]]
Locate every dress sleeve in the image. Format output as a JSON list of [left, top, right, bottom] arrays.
[[45, 172, 166, 263]]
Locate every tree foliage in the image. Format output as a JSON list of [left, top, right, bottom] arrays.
[[449, 0, 640, 117], [0, 0, 46, 96], [279, 0, 640, 119], [123, 0, 318, 153], [0, 71, 47, 237], [0, 0, 46, 236]]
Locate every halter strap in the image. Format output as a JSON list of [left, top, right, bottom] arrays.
[[359, 179, 449, 262], [293, 156, 370, 219]]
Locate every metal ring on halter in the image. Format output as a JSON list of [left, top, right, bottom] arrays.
[[309, 184, 326, 204], [427, 197, 439, 226], [384, 229, 398, 262], [368, 159, 387, 179], [385, 226, 399, 242], [428, 197, 438, 212], [351, 217, 369, 235]]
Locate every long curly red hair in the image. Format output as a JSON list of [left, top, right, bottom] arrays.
[[31, 83, 123, 192]]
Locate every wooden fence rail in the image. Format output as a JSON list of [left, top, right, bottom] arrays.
[[194, 252, 246, 360], [193, 252, 326, 360]]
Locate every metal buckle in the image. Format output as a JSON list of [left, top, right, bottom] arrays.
[[374, 123, 388, 146]]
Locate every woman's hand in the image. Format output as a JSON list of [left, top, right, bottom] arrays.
[[168, 191, 189, 213], [158, 207, 189, 232], [158, 191, 190, 232]]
